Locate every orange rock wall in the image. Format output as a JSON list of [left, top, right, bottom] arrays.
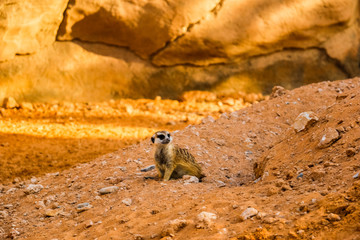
[[0, 0, 359, 101]]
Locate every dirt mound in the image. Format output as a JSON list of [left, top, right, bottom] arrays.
[[1, 78, 360, 239]]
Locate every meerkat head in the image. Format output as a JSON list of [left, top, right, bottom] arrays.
[[151, 131, 172, 145]]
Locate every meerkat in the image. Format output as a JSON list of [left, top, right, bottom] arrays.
[[151, 131, 205, 181]]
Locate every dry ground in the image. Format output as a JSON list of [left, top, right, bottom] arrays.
[[0, 79, 360, 240]]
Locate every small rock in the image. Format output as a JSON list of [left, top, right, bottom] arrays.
[[85, 220, 93, 228], [117, 166, 127, 172], [45, 209, 59, 217], [140, 165, 155, 172], [241, 207, 258, 220], [24, 184, 44, 194], [4, 204, 13, 209], [35, 200, 46, 209], [30, 177, 38, 184], [216, 180, 226, 188], [317, 128, 341, 149], [183, 175, 199, 184], [6, 188, 17, 194], [213, 138, 226, 146], [327, 213, 341, 221], [297, 173, 304, 179], [297, 230, 305, 236], [288, 231, 298, 238], [223, 98, 235, 106], [293, 112, 319, 132], [353, 172, 359, 179], [134, 234, 144, 240], [270, 86, 288, 98], [125, 105, 134, 114], [161, 219, 188, 237], [76, 203, 92, 213], [99, 186, 119, 195], [263, 217, 278, 224], [2, 97, 18, 109], [0, 211, 8, 219], [20, 102, 34, 111], [201, 116, 215, 124], [196, 212, 217, 229], [122, 198, 132, 206]]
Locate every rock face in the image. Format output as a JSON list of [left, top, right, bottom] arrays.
[[0, 0, 359, 101], [0, 0, 68, 61]]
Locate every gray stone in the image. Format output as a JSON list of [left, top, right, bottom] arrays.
[[76, 202, 92, 212], [99, 186, 119, 195], [140, 165, 155, 172]]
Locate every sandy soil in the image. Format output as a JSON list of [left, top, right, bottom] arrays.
[[0, 79, 360, 240], [0, 92, 261, 184]]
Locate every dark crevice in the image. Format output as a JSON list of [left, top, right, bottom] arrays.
[[149, 0, 226, 62], [211, 0, 225, 16], [56, 0, 75, 40]]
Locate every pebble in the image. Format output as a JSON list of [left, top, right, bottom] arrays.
[[6, 188, 17, 194], [216, 180, 226, 188], [161, 219, 188, 237], [353, 172, 359, 179], [317, 128, 340, 149], [4, 204, 13, 209], [45, 209, 59, 217], [2, 97, 18, 109], [20, 102, 34, 111], [85, 220, 93, 228], [140, 165, 155, 172], [183, 175, 199, 184], [117, 166, 127, 172], [201, 116, 215, 124], [297, 173, 304, 179], [99, 186, 119, 195], [196, 211, 217, 229], [76, 203, 92, 212], [122, 198, 132, 206], [24, 184, 44, 194], [241, 207, 259, 220], [30, 177, 38, 183], [0, 211, 9, 219], [327, 213, 341, 221], [293, 111, 319, 132]]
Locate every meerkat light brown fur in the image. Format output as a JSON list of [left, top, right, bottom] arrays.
[[151, 131, 205, 181]]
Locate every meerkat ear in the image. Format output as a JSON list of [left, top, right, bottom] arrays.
[[151, 136, 155, 143]]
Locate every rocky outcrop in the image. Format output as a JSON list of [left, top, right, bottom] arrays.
[[0, 0, 68, 61], [0, 0, 359, 101]]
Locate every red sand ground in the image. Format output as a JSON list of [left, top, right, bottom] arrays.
[[0, 78, 360, 240]]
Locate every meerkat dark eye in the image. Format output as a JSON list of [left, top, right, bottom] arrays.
[[167, 134, 170, 137], [151, 137, 155, 143], [159, 135, 165, 140]]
